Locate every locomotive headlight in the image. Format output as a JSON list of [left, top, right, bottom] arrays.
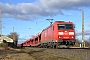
[[71, 36, 73, 38], [70, 36, 74, 39], [69, 32, 74, 35], [59, 36, 61, 38], [59, 36, 62, 38], [58, 32, 63, 35]]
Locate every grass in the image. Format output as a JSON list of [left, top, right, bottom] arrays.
[[0, 43, 9, 50], [21, 48, 83, 60], [0, 47, 83, 60], [0, 43, 8, 47]]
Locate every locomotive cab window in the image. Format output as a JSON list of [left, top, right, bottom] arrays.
[[58, 24, 73, 30], [66, 24, 73, 30], [58, 24, 65, 30]]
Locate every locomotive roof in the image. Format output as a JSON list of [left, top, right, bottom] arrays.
[[42, 21, 73, 32], [55, 21, 64, 22], [54, 21, 73, 23]]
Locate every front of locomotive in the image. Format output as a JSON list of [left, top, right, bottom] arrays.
[[56, 21, 76, 46]]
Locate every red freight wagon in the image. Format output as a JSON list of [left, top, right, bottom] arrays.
[[23, 39, 30, 46], [29, 33, 41, 47]]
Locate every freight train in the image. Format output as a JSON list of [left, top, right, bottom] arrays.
[[18, 21, 76, 48]]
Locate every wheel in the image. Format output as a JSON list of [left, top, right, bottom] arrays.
[[54, 44, 58, 49]]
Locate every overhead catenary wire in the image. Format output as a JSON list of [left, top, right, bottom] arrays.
[[53, 0, 90, 24], [26, 0, 77, 37], [55, 0, 73, 16]]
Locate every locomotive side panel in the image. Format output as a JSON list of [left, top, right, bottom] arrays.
[[41, 25, 54, 43]]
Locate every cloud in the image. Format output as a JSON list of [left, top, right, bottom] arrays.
[[18, 34, 36, 43], [40, 0, 90, 10], [87, 23, 90, 26], [76, 30, 90, 36], [29, 34, 36, 38], [65, 13, 72, 16], [0, 0, 90, 20], [18, 37, 27, 43]]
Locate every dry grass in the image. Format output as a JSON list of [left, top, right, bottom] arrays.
[[0, 48, 82, 60], [22, 48, 82, 60]]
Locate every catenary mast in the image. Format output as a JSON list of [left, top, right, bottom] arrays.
[[0, 9, 2, 43]]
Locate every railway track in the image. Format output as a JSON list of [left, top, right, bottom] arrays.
[[25, 47, 90, 60], [25, 46, 90, 49], [59, 47, 90, 49]]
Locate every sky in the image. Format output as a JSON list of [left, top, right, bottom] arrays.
[[0, 0, 90, 44]]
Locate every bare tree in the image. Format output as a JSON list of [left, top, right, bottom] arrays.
[[7, 32, 19, 46]]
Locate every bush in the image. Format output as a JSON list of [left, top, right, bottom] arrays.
[[0, 43, 8, 47], [0, 43, 9, 50]]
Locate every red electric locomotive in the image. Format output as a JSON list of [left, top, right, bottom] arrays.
[[40, 21, 75, 48], [19, 21, 76, 48]]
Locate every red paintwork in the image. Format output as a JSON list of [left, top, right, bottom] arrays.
[[41, 21, 75, 43], [18, 21, 75, 47], [22, 33, 41, 47]]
